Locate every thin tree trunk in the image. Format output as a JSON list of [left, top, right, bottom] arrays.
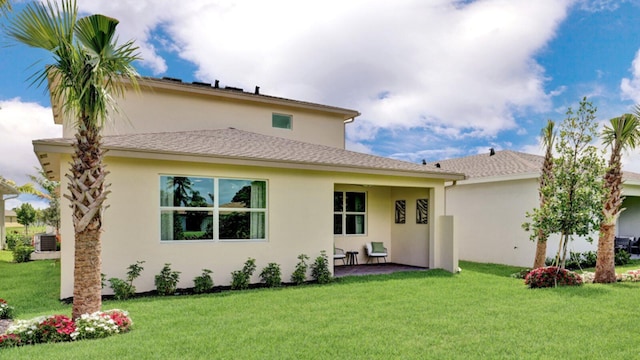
[[533, 228, 547, 268]]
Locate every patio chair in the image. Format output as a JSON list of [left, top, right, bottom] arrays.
[[334, 247, 346, 265], [614, 237, 633, 253], [365, 242, 388, 264], [631, 238, 640, 255]]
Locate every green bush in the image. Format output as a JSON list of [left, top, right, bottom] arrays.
[[291, 254, 309, 285], [310, 251, 332, 284], [155, 263, 181, 295], [108, 260, 145, 300], [193, 269, 214, 294], [6, 232, 29, 251], [231, 258, 256, 290], [615, 250, 631, 266], [582, 251, 597, 268], [524, 266, 583, 288], [260, 262, 282, 288], [12, 244, 34, 263]]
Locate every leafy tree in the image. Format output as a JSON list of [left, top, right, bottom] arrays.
[[524, 98, 606, 269], [28, 168, 60, 234], [7, 0, 140, 319], [532, 120, 556, 269], [595, 112, 640, 283], [15, 203, 37, 235]]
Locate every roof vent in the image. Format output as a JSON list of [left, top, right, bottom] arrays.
[[435, 163, 441, 168], [489, 147, 495, 156], [214, 80, 220, 88], [192, 81, 211, 87], [162, 77, 182, 83], [422, 159, 426, 165], [255, 86, 260, 95]]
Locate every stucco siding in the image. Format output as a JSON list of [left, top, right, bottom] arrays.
[[390, 187, 430, 267], [58, 156, 450, 298], [447, 178, 599, 267], [70, 87, 347, 149]]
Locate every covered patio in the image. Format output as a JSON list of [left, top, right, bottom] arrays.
[[334, 263, 428, 277]]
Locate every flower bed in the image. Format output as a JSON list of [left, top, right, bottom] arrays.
[[580, 269, 640, 283], [0, 309, 132, 348]]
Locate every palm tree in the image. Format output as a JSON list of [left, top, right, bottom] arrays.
[[7, 0, 140, 318], [594, 111, 640, 283], [0, 0, 10, 15], [533, 120, 556, 269]]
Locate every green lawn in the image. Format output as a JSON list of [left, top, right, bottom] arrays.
[[2, 253, 640, 359]]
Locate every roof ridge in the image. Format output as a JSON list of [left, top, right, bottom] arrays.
[[502, 150, 542, 172]]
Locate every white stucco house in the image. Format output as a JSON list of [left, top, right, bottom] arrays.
[[34, 77, 465, 299], [432, 149, 640, 267], [1, 179, 19, 250]]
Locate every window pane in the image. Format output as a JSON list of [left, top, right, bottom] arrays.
[[334, 192, 343, 212], [345, 214, 365, 234], [272, 113, 292, 129], [160, 176, 214, 207], [219, 211, 266, 240], [334, 214, 342, 234], [161, 210, 213, 240], [346, 192, 365, 212], [219, 179, 266, 209]]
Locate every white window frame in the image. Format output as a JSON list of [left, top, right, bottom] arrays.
[[159, 175, 268, 242], [333, 191, 367, 236], [272, 113, 292, 130]]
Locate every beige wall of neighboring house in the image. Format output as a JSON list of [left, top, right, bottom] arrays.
[[57, 155, 453, 298]]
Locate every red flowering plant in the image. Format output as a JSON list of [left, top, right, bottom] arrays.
[[524, 266, 583, 288], [0, 333, 21, 348], [38, 315, 75, 343]]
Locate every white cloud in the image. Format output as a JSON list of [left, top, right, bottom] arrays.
[[621, 49, 640, 103], [0, 98, 60, 189], [79, 0, 572, 145]]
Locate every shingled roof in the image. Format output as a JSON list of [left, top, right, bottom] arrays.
[[431, 149, 640, 183], [34, 128, 465, 180]]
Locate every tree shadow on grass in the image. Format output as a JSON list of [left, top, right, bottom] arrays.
[[335, 269, 453, 285], [459, 261, 526, 278]]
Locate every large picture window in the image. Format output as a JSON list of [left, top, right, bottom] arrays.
[[333, 191, 366, 235], [160, 175, 267, 241]]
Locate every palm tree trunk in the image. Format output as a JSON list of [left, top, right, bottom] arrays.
[[595, 222, 616, 283], [68, 123, 108, 319], [72, 226, 102, 319]]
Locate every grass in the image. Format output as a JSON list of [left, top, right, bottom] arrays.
[[2, 255, 640, 359]]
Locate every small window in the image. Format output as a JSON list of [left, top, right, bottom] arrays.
[[272, 113, 292, 129], [333, 191, 366, 235]]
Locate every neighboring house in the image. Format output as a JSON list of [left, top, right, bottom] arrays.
[[5, 210, 18, 225], [1, 180, 19, 250], [432, 150, 640, 267], [34, 77, 465, 299]]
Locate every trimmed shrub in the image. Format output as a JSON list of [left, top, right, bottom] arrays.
[[155, 263, 181, 295], [291, 254, 309, 285], [311, 251, 332, 284], [524, 266, 583, 288], [231, 258, 256, 290], [193, 269, 214, 294], [0, 299, 15, 319], [108, 260, 145, 300], [12, 244, 34, 263], [260, 262, 282, 288]]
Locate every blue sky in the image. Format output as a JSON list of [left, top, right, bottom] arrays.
[[3, 0, 640, 210]]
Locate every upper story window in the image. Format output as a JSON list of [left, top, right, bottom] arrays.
[[160, 175, 267, 242], [333, 191, 366, 235], [272, 113, 292, 129]]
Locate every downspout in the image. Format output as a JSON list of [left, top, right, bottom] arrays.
[[444, 180, 457, 215]]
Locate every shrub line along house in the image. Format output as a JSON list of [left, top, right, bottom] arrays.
[[431, 150, 640, 267], [33, 77, 465, 298], [0, 178, 19, 250]]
